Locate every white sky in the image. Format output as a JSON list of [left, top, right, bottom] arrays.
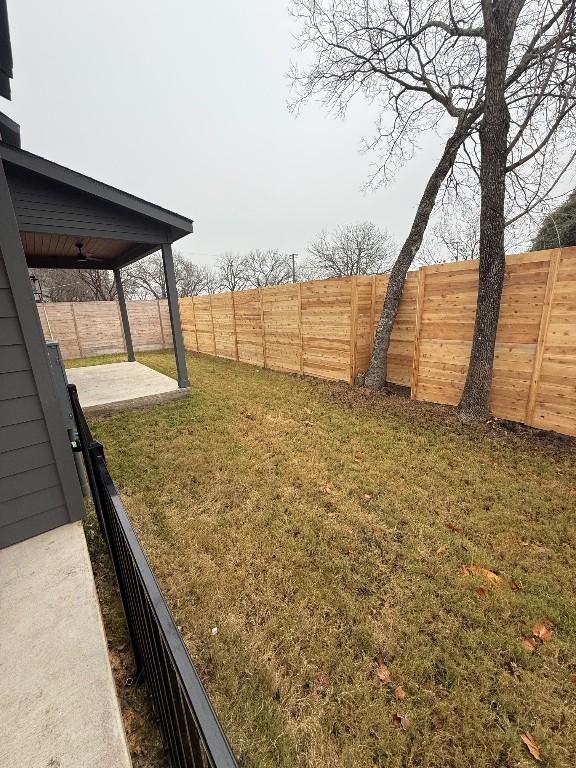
[[9, 0, 451, 267]]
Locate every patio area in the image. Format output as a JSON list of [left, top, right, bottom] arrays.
[[66, 360, 189, 415]]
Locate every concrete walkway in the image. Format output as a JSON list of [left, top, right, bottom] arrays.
[[0, 521, 132, 768], [66, 360, 187, 415]]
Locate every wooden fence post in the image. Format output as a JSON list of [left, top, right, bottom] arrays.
[[297, 283, 304, 374], [410, 268, 426, 399], [70, 302, 83, 358], [190, 296, 199, 351], [42, 304, 54, 340], [349, 276, 358, 383], [370, 274, 377, 350], [209, 293, 216, 355], [526, 248, 561, 426], [157, 300, 167, 348], [259, 288, 267, 369], [231, 292, 239, 361]]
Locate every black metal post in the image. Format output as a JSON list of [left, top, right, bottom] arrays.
[[161, 243, 189, 389], [114, 267, 135, 362]]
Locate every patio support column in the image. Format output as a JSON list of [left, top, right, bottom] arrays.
[[113, 267, 135, 362], [161, 243, 189, 389]]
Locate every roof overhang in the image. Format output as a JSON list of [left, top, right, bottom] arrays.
[[0, 142, 194, 270]]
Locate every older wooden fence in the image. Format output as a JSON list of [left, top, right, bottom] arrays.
[[38, 246, 576, 437], [39, 299, 173, 358]]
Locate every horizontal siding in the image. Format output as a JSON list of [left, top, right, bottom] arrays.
[[0, 441, 54, 479], [0, 344, 30, 373], [0, 394, 43, 427], [3, 484, 65, 521], [7, 167, 168, 242], [0, 287, 16, 316], [0, 369, 36, 400], [0, 504, 69, 550], [0, 250, 73, 548], [0, 316, 21, 344], [0, 463, 61, 503], [0, 419, 49, 453]]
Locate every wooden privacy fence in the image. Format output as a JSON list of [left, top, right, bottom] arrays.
[[37, 246, 576, 438], [39, 299, 173, 359], [179, 246, 576, 438]]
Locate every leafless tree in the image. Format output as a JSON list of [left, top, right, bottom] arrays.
[[33, 268, 117, 302], [124, 250, 211, 299], [307, 221, 395, 277], [291, 0, 576, 415], [242, 249, 293, 287], [214, 252, 249, 292]]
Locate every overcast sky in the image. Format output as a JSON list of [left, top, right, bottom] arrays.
[[9, 0, 448, 267]]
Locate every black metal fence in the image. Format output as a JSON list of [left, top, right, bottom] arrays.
[[68, 384, 238, 768]]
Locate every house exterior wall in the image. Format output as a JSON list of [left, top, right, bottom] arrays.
[[0, 160, 84, 549]]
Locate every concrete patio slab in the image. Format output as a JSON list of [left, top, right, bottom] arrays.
[[0, 521, 132, 768], [66, 360, 188, 415]]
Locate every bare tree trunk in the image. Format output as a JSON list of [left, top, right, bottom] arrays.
[[458, 5, 516, 421], [364, 122, 469, 390]]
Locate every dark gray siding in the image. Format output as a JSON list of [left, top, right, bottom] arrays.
[[0, 254, 70, 548], [5, 165, 170, 243]]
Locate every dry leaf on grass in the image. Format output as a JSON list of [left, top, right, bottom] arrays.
[[461, 563, 503, 588], [317, 672, 330, 689], [364, 493, 373, 501], [436, 545, 448, 556], [532, 623, 552, 642], [446, 523, 462, 533], [376, 661, 392, 684], [520, 732, 541, 761], [392, 713, 410, 730], [394, 686, 406, 700], [476, 586, 487, 598], [522, 637, 537, 653], [510, 580, 523, 592]]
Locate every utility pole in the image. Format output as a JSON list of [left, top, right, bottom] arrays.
[[289, 253, 297, 283]]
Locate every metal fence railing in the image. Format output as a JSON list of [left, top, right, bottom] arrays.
[[68, 384, 238, 768]]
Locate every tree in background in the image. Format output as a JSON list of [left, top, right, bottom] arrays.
[[33, 268, 117, 302], [124, 250, 212, 299], [532, 191, 576, 250], [242, 249, 293, 287], [214, 252, 249, 292], [306, 221, 395, 278]]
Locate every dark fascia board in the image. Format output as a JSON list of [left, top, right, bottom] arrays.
[[0, 142, 194, 242]]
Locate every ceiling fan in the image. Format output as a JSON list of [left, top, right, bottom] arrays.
[[75, 241, 106, 265]]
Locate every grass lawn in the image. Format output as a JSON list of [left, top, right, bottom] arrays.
[[70, 350, 576, 768]]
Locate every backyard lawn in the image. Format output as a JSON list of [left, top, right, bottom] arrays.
[[71, 350, 576, 768]]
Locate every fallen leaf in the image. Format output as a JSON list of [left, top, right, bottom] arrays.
[[353, 456, 362, 464], [462, 563, 503, 588], [520, 732, 541, 761], [394, 686, 406, 700], [324, 485, 333, 495], [446, 523, 462, 533], [376, 661, 392, 684], [363, 493, 373, 501], [476, 586, 487, 598], [522, 637, 537, 653], [436, 545, 447, 556], [392, 713, 410, 730], [304, 407, 312, 415], [532, 623, 552, 643], [510, 580, 523, 592], [317, 672, 330, 689]]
